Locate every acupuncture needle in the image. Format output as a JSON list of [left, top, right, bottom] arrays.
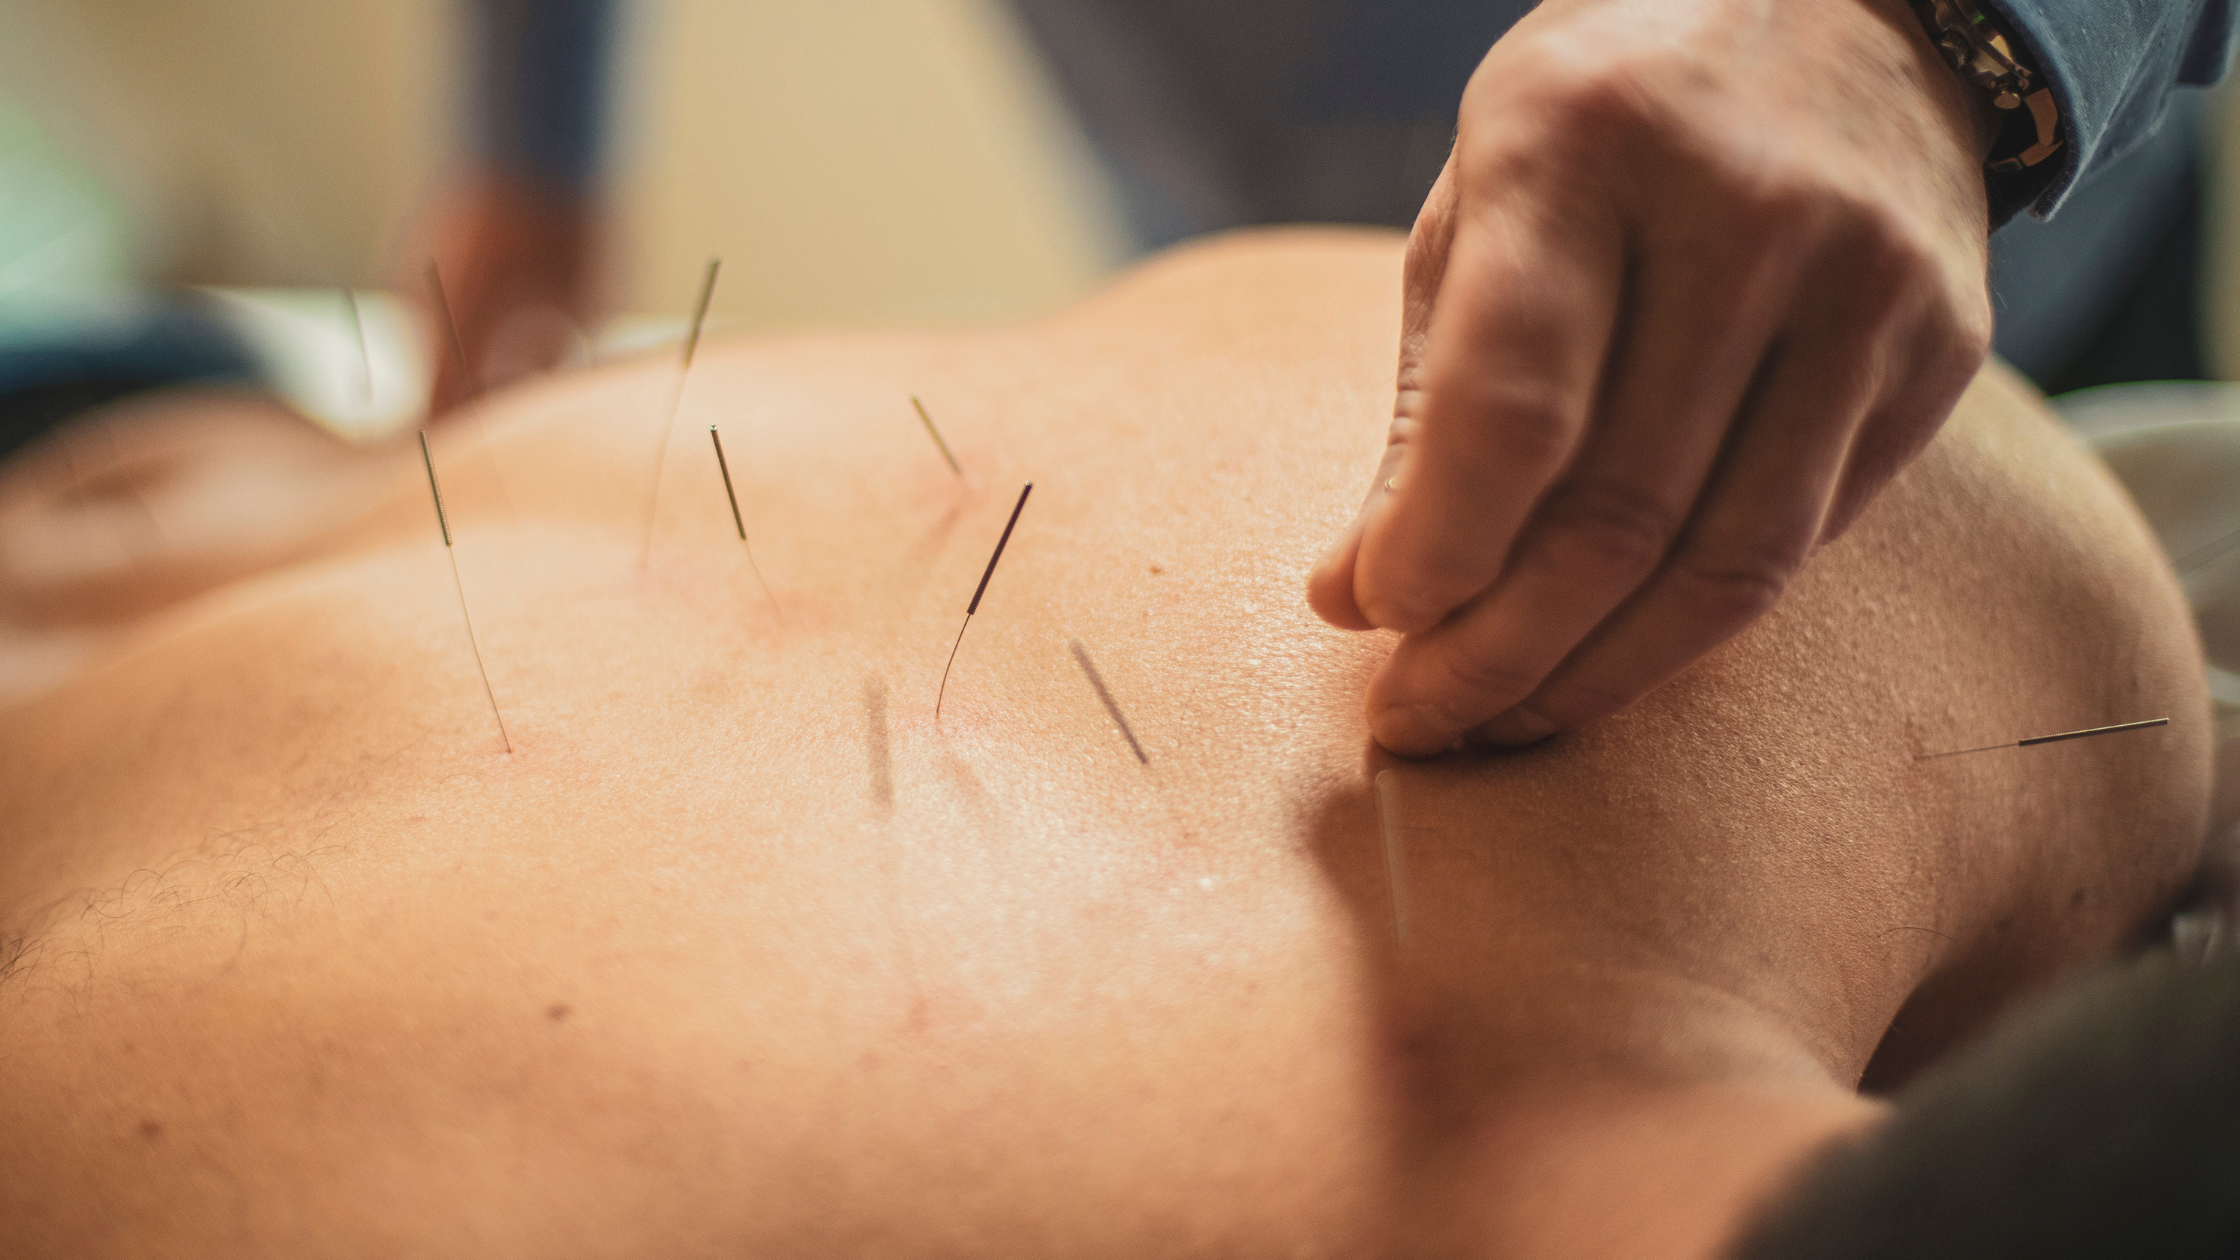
[[1915, 716, 2169, 761], [419, 430, 511, 753], [424, 261, 520, 520], [1069, 639, 1148, 764], [2177, 525, 2240, 572], [936, 482, 1033, 722], [709, 425, 781, 617], [341, 286, 373, 410], [424, 263, 475, 400], [639, 258, 721, 568], [911, 395, 966, 481]]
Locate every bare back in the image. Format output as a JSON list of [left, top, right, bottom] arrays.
[[0, 232, 2209, 1258]]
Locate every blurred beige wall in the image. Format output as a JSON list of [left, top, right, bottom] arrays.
[[0, 0, 1125, 328], [0, 0, 447, 286], [614, 2, 1126, 327]]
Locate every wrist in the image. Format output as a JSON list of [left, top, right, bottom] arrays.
[[1905, 0, 2063, 174]]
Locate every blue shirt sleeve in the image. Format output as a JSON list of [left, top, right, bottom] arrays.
[[1990, 0, 2235, 220], [466, 0, 617, 194]]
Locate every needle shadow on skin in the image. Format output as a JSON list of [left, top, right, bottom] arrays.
[[865, 674, 894, 813], [903, 500, 968, 575], [1294, 754, 1453, 1240]]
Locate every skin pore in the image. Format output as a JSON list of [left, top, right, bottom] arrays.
[[0, 231, 2212, 1259]]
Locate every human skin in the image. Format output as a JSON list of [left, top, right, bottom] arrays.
[[1310, 0, 2003, 757], [0, 233, 2210, 1258]]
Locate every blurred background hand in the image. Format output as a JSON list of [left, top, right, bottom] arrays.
[[405, 169, 599, 417], [1308, 0, 1999, 757]]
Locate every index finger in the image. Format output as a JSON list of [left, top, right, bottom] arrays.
[[1349, 178, 1624, 634]]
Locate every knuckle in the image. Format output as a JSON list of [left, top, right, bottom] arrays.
[[1430, 376, 1586, 475], [1361, 585, 1459, 635], [1491, 403, 1580, 473], [1670, 538, 1804, 626], [1461, 51, 1674, 170], [1542, 68, 1652, 139], [1535, 674, 1634, 724], [1436, 648, 1547, 708], [1535, 481, 1685, 576], [1932, 292, 1995, 367], [1745, 176, 1824, 227], [1953, 307, 1993, 363], [1831, 203, 1938, 287]]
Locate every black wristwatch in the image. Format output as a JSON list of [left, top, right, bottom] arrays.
[[1908, 0, 2064, 176]]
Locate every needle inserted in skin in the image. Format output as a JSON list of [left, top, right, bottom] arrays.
[[419, 430, 511, 753], [639, 259, 722, 568], [1375, 770, 1410, 947], [1915, 716, 2169, 761], [1070, 639, 1148, 764], [936, 482, 1033, 722], [709, 425, 780, 616], [911, 395, 965, 479], [341, 287, 373, 408]]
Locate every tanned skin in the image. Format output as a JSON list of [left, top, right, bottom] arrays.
[[0, 233, 2209, 1259]]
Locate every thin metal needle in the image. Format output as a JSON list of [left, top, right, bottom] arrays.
[[424, 261, 520, 521], [2017, 717, 2171, 747], [709, 425, 780, 616], [2177, 525, 2240, 572], [425, 263, 474, 398], [341, 286, 373, 409], [1375, 770, 1410, 947], [1069, 639, 1148, 764], [936, 482, 1033, 722], [1916, 716, 2169, 761], [640, 259, 722, 568], [911, 395, 965, 479], [420, 430, 511, 753]]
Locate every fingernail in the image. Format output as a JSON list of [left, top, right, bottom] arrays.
[[1472, 708, 1556, 749]]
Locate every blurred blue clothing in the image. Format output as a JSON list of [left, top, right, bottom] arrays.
[[0, 98, 259, 462], [1993, 0, 2235, 220], [467, 0, 617, 193], [1009, 0, 2225, 241], [1988, 88, 2208, 381], [466, 1, 2223, 233], [1007, 0, 2220, 387]]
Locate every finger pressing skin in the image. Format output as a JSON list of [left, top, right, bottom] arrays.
[[1364, 237, 1795, 756], [1470, 325, 1886, 748], [1348, 179, 1625, 635], [1310, 153, 1461, 632]]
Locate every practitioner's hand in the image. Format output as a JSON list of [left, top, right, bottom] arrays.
[[1308, 0, 2000, 757], [404, 170, 599, 417]]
